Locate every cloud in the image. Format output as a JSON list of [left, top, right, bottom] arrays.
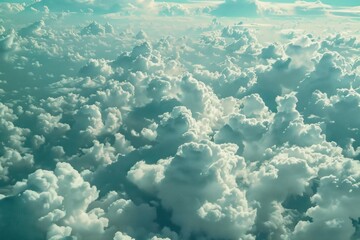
[[212, 0, 259, 17], [29, 0, 155, 14], [19, 20, 46, 37], [210, 0, 360, 17], [0, 2, 25, 14], [80, 22, 114, 36], [0, 29, 19, 60], [79, 58, 114, 76], [263, 0, 359, 7], [158, 3, 190, 16], [0, 162, 106, 240], [128, 141, 256, 239], [211, 0, 330, 17], [293, 1, 330, 15], [0, 103, 33, 181]]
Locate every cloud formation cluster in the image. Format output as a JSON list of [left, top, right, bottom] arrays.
[[1, 3, 360, 240]]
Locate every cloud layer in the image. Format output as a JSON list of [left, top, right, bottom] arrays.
[[1, 1, 360, 240]]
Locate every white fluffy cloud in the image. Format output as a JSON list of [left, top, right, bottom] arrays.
[[0, 162, 106, 239], [128, 141, 256, 239], [212, 0, 259, 17], [211, 0, 360, 17]]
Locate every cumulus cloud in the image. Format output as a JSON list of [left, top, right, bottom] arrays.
[[211, 0, 359, 17], [212, 0, 259, 17], [128, 141, 256, 239], [293, 1, 330, 16], [0, 162, 105, 239], [0, 2, 25, 14], [0, 29, 19, 60], [19, 20, 46, 37], [80, 22, 114, 36], [158, 3, 190, 16]]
